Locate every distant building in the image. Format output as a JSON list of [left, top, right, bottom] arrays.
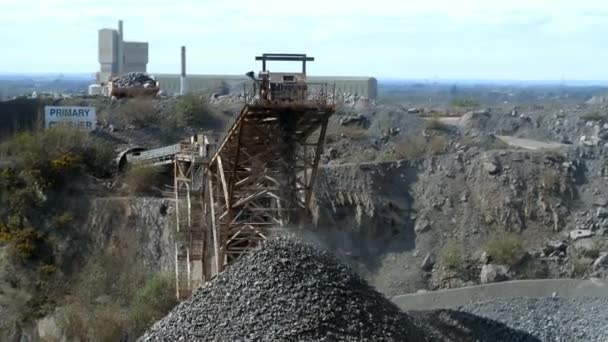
[[154, 74, 378, 99], [97, 20, 149, 84], [94, 21, 377, 99]]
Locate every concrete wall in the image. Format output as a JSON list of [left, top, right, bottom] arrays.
[[98, 29, 119, 83], [97, 25, 149, 82], [391, 279, 608, 311], [123, 41, 148, 73], [154, 74, 378, 99]]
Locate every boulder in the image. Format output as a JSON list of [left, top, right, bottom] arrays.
[[543, 240, 568, 256], [339, 114, 368, 127], [479, 251, 490, 265], [570, 229, 594, 240], [421, 253, 435, 272], [593, 253, 608, 270], [414, 218, 432, 234], [597, 208, 608, 219], [480, 264, 509, 284], [482, 160, 501, 175], [594, 198, 608, 207]]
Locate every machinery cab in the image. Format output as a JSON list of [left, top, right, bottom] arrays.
[[249, 53, 314, 102]]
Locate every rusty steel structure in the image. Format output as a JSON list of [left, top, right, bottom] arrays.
[[172, 54, 335, 299]]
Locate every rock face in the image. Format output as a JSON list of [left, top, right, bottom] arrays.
[[84, 197, 174, 273], [480, 264, 509, 284]]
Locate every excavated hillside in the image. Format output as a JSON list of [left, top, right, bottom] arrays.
[[2, 91, 608, 341], [313, 145, 608, 295]]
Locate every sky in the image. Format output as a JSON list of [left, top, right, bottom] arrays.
[[1, 0, 608, 80]]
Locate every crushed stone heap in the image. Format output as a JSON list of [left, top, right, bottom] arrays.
[[139, 237, 539, 342], [112, 72, 156, 88]]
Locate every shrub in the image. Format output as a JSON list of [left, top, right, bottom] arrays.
[[88, 304, 128, 342], [117, 98, 159, 127], [129, 274, 178, 336], [542, 169, 562, 194], [123, 166, 163, 195], [482, 233, 525, 267], [338, 125, 369, 141], [580, 111, 607, 121], [394, 135, 450, 159], [572, 257, 592, 277], [451, 98, 480, 108], [0, 126, 114, 179], [375, 150, 398, 163], [62, 302, 89, 341], [52, 212, 74, 228], [425, 116, 450, 132], [0, 226, 45, 261], [439, 240, 465, 271], [168, 94, 218, 128]]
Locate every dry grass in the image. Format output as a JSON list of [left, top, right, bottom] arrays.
[[482, 233, 525, 267], [61, 231, 178, 339], [580, 111, 608, 121], [116, 98, 160, 127], [439, 240, 465, 271], [338, 125, 369, 141], [425, 116, 451, 132], [122, 166, 163, 195], [395, 135, 450, 159], [572, 257, 593, 277], [541, 169, 562, 194]]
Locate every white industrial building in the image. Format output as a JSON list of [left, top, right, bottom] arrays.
[[97, 20, 149, 84], [95, 21, 377, 98]]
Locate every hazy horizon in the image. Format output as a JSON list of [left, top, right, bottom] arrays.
[[4, 73, 608, 88], [2, 0, 608, 81]]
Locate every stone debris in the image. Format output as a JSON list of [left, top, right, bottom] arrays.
[[460, 297, 608, 342], [112, 72, 157, 89], [592, 252, 608, 270], [480, 264, 509, 284], [569, 229, 594, 240], [483, 159, 501, 175], [414, 217, 432, 234], [340, 114, 369, 127], [421, 253, 435, 271], [139, 238, 538, 341]]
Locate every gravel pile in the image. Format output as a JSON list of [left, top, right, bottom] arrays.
[[460, 297, 608, 341], [139, 238, 539, 341], [112, 72, 156, 88]]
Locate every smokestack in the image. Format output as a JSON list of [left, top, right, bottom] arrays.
[[117, 20, 124, 74], [180, 46, 188, 95]]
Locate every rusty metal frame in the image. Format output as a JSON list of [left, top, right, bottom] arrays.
[[174, 148, 206, 300], [173, 54, 336, 298], [202, 101, 332, 273]]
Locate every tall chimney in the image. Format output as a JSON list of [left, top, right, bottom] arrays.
[[180, 46, 188, 95], [117, 20, 124, 74]]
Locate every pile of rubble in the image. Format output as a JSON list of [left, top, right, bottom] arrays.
[[139, 238, 538, 341], [461, 297, 608, 341], [112, 72, 157, 88]]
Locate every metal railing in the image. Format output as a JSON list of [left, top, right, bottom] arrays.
[[244, 81, 336, 107]]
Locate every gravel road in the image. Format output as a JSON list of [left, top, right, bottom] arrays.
[[460, 297, 608, 342]]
